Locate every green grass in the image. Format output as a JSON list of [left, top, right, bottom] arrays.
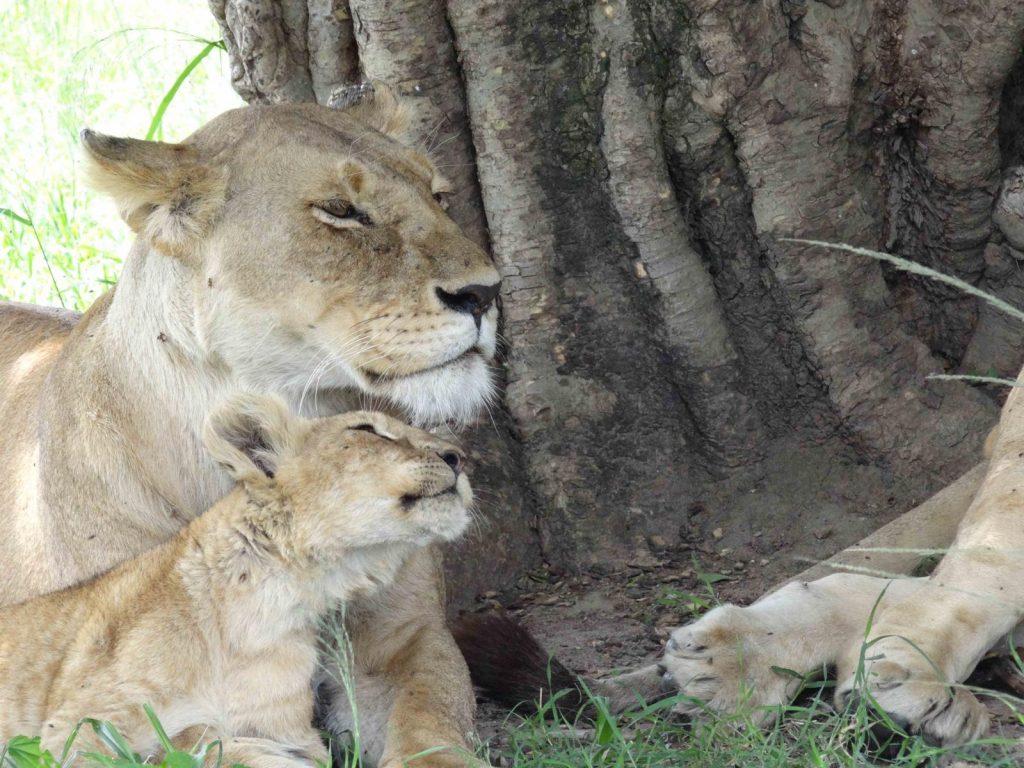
[[7, 679, 1021, 768], [484, 576, 1024, 767], [0, 0, 241, 310], [487, 686, 1024, 768], [1, 707, 226, 768]]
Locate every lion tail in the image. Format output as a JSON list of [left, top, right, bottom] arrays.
[[451, 612, 590, 715]]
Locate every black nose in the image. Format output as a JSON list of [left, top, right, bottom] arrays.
[[436, 282, 501, 321], [439, 450, 463, 475]]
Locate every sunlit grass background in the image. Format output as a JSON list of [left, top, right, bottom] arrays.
[[0, 0, 241, 310]]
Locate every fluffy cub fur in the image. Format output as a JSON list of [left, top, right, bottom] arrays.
[[0, 395, 471, 767]]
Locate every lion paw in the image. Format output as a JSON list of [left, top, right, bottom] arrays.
[[836, 643, 989, 746], [659, 605, 809, 725]]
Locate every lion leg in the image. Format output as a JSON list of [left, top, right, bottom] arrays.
[[833, 554, 1020, 745], [375, 626, 480, 768], [660, 574, 925, 724], [832, 387, 1024, 746], [219, 737, 326, 768], [168, 727, 327, 768], [594, 664, 666, 712], [319, 548, 478, 768], [832, 567, 1005, 745]]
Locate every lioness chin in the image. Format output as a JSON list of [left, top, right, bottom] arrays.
[[0, 394, 471, 766]]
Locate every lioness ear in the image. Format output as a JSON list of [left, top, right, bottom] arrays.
[[203, 394, 303, 483], [332, 82, 409, 140], [80, 129, 225, 256]]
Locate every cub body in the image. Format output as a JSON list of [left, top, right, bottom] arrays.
[[0, 397, 471, 767]]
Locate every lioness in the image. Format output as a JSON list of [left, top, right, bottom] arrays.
[[0, 87, 498, 767], [0, 396, 471, 767]]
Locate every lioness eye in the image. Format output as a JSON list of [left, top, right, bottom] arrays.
[[314, 199, 374, 227]]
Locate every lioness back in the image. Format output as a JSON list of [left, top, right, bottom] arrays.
[[0, 302, 79, 425], [0, 302, 79, 361]]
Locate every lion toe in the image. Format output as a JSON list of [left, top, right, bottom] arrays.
[[836, 654, 989, 747], [660, 606, 804, 724]]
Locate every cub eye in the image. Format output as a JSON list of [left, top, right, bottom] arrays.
[[349, 423, 396, 441], [432, 191, 450, 211], [313, 198, 374, 228]]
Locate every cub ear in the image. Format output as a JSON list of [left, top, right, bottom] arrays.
[[203, 394, 303, 484], [80, 129, 225, 257], [331, 82, 409, 140]]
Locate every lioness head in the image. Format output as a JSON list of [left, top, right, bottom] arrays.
[[82, 87, 500, 426], [204, 393, 472, 550]]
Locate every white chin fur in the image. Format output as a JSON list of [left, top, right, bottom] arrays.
[[375, 355, 494, 428]]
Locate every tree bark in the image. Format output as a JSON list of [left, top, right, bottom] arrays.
[[210, 0, 1024, 604]]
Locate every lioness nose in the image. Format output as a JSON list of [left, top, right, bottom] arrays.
[[439, 450, 463, 476], [436, 282, 501, 320]]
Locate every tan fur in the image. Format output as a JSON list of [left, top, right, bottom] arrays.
[[0, 397, 471, 766], [0, 89, 497, 767]]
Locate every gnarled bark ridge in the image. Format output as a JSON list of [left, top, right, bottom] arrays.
[[211, 0, 1024, 602]]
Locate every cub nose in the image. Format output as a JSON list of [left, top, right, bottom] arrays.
[[435, 282, 501, 321], [439, 450, 463, 476]]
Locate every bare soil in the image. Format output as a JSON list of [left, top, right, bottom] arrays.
[[461, 434, 935, 679], [458, 433, 1024, 753]]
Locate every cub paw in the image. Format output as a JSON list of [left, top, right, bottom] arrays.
[[660, 605, 809, 724], [836, 644, 989, 746]]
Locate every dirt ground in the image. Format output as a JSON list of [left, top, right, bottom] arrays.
[[465, 550, 1024, 761], [460, 433, 940, 680], [457, 431, 1024, 755]]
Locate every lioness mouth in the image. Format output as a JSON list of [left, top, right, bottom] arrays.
[[364, 348, 481, 384]]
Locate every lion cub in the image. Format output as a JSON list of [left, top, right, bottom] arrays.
[[0, 394, 471, 767]]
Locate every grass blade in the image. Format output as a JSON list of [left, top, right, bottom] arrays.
[[142, 704, 173, 753], [926, 373, 1023, 387], [0, 208, 32, 227], [1, 207, 65, 307], [779, 238, 1024, 325], [145, 40, 224, 141], [84, 719, 139, 762]]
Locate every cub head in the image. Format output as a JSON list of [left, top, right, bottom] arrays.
[[203, 393, 472, 550], [82, 86, 500, 426]]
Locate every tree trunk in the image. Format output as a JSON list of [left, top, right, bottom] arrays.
[[210, 0, 1024, 605]]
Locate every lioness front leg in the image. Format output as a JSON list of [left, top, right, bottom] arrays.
[[168, 728, 328, 768], [832, 386, 1024, 746], [321, 548, 478, 768], [833, 558, 1017, 745], [660, 574, 924, 723], [213, 737, 327, 768]]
